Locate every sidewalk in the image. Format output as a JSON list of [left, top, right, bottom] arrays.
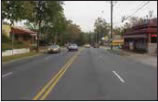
[[102, 46, 157, 68], [121, 49, 157, 68]]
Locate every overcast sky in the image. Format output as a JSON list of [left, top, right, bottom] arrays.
[[63, 1, 157, 32]]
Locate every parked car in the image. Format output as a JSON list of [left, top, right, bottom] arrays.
[[84, 44, 91, 48], [67, 44, 78, 51], [48, 45, 61, 53]]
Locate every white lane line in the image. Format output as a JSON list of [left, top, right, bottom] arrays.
[[112, 71, 125, 83], [2, 72, 13, 78]]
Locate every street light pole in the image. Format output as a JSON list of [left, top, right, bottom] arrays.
[[110, 1, 113, 50]]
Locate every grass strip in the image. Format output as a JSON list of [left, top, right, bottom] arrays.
[[2, 51, 39, 62]]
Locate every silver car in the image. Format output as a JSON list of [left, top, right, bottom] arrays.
[[68, 44, 78, 51], [48, 45, 61, 53]]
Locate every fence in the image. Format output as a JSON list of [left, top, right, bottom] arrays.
[[2, 48, 30, 56]]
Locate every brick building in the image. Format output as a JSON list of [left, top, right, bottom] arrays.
[[123, 18, 157, 54]]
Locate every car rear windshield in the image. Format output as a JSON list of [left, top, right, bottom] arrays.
[[51, 45, 59, 48], [71, 44, 77, 46]]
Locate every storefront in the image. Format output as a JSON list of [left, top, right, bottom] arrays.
[[123, 18, 157, 54]]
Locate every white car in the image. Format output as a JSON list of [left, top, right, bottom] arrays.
[[84, 44, 91, 48], [68, 44, 78, 51]]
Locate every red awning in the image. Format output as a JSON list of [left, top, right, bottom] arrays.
[[125, 27, 157, 35], [123, 34, 147, 38]]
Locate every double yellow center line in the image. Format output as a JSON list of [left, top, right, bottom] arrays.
[[33, 48, 84, 100]]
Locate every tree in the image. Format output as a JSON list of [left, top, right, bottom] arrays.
[[2, 1, 27, 25], [94, 17, 110, 43], [22, 1, 65, 47], [2, 1, 31, 54], [148, 10, 154, 19], [38, 1, 64, 45], [2, 1, 7, 21], [58, 19, 83, 45], [113, 27, 124, 37], [2, 1, 89, 47]]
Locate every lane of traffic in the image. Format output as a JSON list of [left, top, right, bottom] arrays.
[[98, 48, 157, 100], [45, 48, 123, 100], [2, 48, 76, 100], [33, 48, 84, 100], [2, 46, 156, 100], [2, 48, 68, 75], [46, 47, 156, 100]]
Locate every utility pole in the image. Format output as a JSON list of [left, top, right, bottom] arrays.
[[110, 1, 113, 50]]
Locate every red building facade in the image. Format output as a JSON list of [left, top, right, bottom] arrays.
[[123, 18, 157, 54]]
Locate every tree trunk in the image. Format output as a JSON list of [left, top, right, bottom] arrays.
[[36, 20, 41, 53]]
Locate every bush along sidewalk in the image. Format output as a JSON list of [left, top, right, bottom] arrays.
[[2, 34, 30, 51]]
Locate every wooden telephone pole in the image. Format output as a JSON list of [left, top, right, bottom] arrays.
[[110, 1, 113, 50]]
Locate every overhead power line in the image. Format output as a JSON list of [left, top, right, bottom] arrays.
[[131, 1, 146, 11], [127, 1, 150, 18], [114, 1, 147, 23]]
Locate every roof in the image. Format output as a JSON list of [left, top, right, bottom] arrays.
[[123, 34, 147, 38], [124, 18, 157, 36], [132, 18, 157, 29], [10, 26, 37, 36], [124, 28, 157, 35]]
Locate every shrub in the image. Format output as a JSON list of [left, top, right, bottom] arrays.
[[2, 43, 12, 51], [2, 40, 29, 51], [2, 34, 11, 43]]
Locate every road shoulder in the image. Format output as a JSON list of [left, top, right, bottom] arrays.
[[101, 46, 157, 68]]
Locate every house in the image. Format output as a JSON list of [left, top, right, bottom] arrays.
[[123, 18, 157, 54], [10, 26, 37, 45], [2, 23, 37, 46]]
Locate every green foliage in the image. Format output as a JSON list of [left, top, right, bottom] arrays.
[[2, 1, 26, 24], [2, 1, 91, 46], [2, 34, 11, 43], [2, 43, 12, 51], [2, 40, 29, 51], [94, 17, 110, 43], [113, 27, 124, 36]]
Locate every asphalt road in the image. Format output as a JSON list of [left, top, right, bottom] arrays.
[[2, 47, 157, 100]]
